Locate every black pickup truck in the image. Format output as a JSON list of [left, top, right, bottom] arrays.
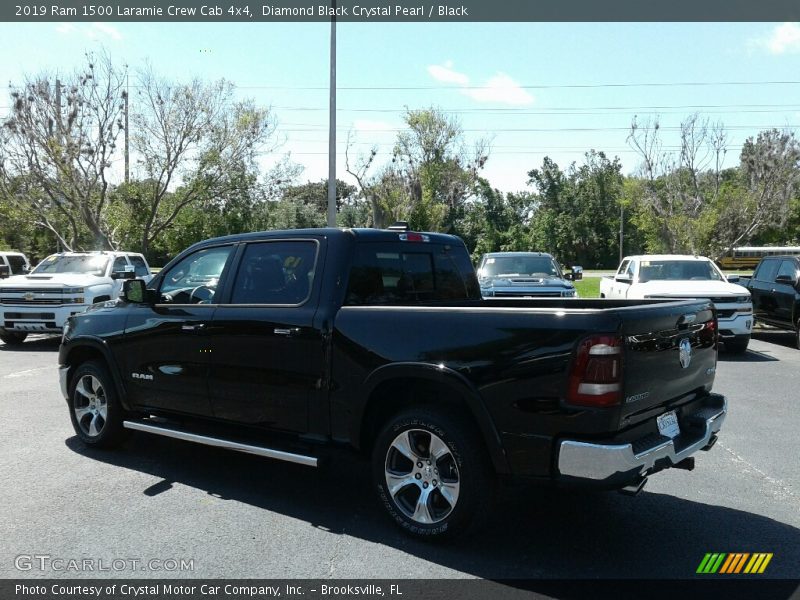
[[739, 255, 800, 349], [59, 227, 726, 538]]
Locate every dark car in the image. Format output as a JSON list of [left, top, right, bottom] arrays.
[[477, 251, 578, 298], [739, 255, 800, 348], [58, 227, 726, 539]]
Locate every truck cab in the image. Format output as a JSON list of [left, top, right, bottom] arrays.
[[600, 255, 753, 353], [0, 252, 30, 279], [0, 251, 151, 345], [477, 251, 578, 298], [741, 255, 800, 349]]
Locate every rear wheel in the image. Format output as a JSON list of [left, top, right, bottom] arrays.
[[68, 360, 129, 448], [725, 336, 750, 354], [0, 330, 27, 345], [372, 407, 493, 539]]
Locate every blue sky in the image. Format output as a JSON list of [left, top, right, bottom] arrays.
[[1, 21, 799, 192]]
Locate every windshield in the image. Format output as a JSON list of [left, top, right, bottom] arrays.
[[638, 260, 723, 282], [481, 256, 560, 278], [32, 255, 109, 276]]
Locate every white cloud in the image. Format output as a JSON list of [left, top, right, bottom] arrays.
[[754, 22, 800, 55], [91, 22, 123, 41], [53, 22, 123, 42], [426, 61, 534, 106], [353, 119, 395, 132], [55, 23, 77, 35], [461, 73, 534, 106], [427, 60, 470, 85]]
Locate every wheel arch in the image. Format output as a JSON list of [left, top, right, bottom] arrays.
[[354, 363, 509, 475], [62, 338, 130, 410]]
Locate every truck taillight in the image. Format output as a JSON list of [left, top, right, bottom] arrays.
[[566, 334, 623, 407]]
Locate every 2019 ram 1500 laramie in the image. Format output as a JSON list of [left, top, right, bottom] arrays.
[[59, 228, 727, 538]]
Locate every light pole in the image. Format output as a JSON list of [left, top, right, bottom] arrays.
[[326, 0, 337, 227]]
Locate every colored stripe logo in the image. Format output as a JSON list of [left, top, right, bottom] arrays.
[[697, 553, 773, 574]]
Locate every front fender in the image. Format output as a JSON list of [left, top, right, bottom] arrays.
[[353, 362, 509, 475], [59, 336, 130, 410]]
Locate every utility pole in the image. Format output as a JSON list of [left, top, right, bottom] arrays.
[[326, 0, 337, 227], [124, 68, 130, 184], [619, 203, 624, 264], [55, 78, 62, 253]]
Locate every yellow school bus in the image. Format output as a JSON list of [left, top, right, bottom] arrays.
[[717, 246, 800, 270]]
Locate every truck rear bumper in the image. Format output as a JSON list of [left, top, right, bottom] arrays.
[[557, 393, 726, 487]]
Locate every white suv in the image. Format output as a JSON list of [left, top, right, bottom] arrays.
[[0, 251, 151, 345]]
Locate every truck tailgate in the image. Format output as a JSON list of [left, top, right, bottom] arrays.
[[618, 299, 717, 426]]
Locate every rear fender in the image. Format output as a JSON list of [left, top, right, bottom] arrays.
[[354, 362, 509, 474]]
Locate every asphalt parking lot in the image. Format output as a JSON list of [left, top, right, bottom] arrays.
[[1, 331, 798, 581]]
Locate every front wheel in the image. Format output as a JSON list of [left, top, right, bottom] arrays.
[[68, 360, 129, 448], [372, 407, 493, 539], [0, 330, 28, 345]]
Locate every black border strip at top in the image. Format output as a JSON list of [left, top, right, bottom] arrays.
[[4, 0, 800, 22]]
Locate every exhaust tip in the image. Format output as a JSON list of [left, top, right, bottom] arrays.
[[619, 477, 648, 496]]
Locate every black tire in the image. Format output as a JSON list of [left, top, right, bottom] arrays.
[[725, 336, 750, 354], [67, 360, 129, 448], [796, 323, 800, 351], [372, 406, 494, 540], [0, 330, 28, 345]]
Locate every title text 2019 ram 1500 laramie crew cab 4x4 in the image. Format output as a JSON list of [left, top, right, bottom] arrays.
[[59, 228, 727, 538]]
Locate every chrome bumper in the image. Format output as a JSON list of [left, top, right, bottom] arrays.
[[557, 394, 727, 483], [59, 365, 70, 400]]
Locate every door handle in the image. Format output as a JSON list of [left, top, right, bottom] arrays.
[[181, 323, 206, 332], [274, 327, 301, 337]]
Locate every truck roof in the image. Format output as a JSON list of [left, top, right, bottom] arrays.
[[190, 227, 464, 249], [481, 251, 554, 258], [623, 254, 712, 262]]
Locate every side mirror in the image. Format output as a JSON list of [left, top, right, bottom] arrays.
[[570, 266, 583, 281], [726, 275, 740, 283], [775, 274, 797, 285], [122, 279, 148, 304], [615, 275, 632, 284], [0, 265, 9, 279], [111, 269, 136, 280]]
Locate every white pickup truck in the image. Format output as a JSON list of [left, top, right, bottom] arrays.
[[0, 251, 152, 345], [600, 254, 753, 353]]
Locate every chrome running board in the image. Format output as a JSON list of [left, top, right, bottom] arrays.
[[123, 420, 318, 467]]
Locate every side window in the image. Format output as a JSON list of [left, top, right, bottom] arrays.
[[625, 261, 636, 278], [230, 240, 317, 305], [111, 256, 129, 274], [159, 246, 234, 304], [754, 259, 779, 282], [617, 260, 630, 277], [345, 244, 475, 305], [777, 260, 798, 281], [7, 256, 26, 274], [128, 255, 150, 278]]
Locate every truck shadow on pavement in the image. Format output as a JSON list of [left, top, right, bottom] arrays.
[[65, 433, 800, 580]]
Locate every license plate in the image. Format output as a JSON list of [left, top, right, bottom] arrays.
[[657, 410, 681, 439]]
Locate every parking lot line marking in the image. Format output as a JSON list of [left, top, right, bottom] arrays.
[[3, 366, 52, 379]]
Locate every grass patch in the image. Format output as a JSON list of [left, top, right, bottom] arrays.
[[574, 277, 601, 298]]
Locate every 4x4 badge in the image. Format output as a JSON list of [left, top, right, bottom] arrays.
[[679, 338, 692, 369]]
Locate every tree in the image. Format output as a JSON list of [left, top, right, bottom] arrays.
[[130, 66, 278, 254], [527, 151, 624, 268], [710, 129, 800, 259], [346, 107, 489, 230], [626, 114, 727, 254], [0, 52, 126, 250]]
